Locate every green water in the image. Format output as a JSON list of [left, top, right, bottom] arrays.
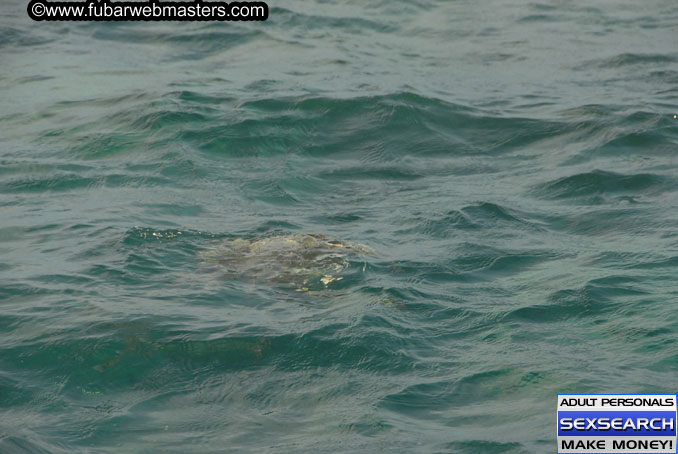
[[1, 0, 678, 452]]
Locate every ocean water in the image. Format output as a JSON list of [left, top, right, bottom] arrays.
[[2, 0, 678, 452]]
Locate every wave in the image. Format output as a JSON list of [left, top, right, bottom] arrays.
[[532, 170, 674, 201]]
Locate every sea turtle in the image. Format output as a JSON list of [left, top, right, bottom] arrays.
[[198, 233, 375, 292]]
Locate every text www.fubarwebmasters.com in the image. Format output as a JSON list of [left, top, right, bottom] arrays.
[[27, 0, 269, 21]]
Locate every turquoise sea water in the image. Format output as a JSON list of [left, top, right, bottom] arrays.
[[2, 0, 678, 452]]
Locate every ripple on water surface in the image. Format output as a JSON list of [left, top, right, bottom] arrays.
[[2, 0, 678, 452]]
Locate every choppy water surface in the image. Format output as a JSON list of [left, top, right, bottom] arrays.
[[2, 0, 678, 452]]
